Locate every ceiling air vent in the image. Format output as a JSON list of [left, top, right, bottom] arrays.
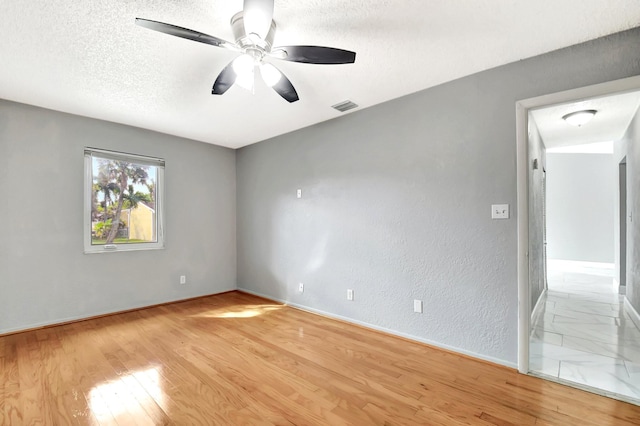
[[332, 100, 358, 113]]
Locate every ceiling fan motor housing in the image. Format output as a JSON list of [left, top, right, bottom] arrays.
[[231, 12, 276, 54]]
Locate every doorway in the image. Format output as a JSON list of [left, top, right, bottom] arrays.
[[516, 75, 640, 404], [529, 139, 636, 400]]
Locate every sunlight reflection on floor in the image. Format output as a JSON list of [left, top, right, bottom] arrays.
[[193, 304, 283, 319], [89, 366, 164, 422]]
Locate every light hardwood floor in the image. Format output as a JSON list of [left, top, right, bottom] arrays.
[[1, 291, 640, 425]]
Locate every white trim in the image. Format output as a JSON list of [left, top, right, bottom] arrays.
[[530, 288, 548, 334], [83, 152, 94, 252], [547, 259, 614, 273], [84, 147, 165, 167], [516, 100, 530, 374], [624, 297, 640, 332], [517, 76, 640, 112], [238, 288, 517, 369], [613, 278, 625, 295], [516, 75, 640, 376]]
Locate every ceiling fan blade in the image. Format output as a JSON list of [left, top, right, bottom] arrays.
[[243, 0, 274, 39], [212, 61, 236, 95], [270, 69, 299, 103], [136, 18, 235, 49], [273, 45, 356, 64]]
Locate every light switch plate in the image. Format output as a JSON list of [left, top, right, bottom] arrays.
[[491, 204, 509, 219]]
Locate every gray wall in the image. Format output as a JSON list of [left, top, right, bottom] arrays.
[[236, 28, 640, 366], [528, 118, 547, 311], [620, 104, 640, 313], [0, 101, 237, 334], [546, 153, 615, 263]]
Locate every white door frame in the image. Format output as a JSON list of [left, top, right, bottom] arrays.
[[516, 75, 640, 374], [620, 159, 628, 292]]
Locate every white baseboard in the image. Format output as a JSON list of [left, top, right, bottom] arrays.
[[624, 297, 640, 332], [238, 287, 517, 370], [530, 288, 548, 332], [0, 288, 237, 336], [547, 259, 614, 276], [613, 279, 627, 295]]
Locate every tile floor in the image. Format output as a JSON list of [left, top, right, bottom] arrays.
[[530, 260, 640, 403]]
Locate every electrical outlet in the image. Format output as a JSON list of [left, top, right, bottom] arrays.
[[180, 275, 186, 285], [491, 204, 509, 219], [347, 289, 354, 301], [414, 299, 423, 313], [298, 282, 304, 293]]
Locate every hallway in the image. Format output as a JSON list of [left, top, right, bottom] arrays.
[[530, 261, 640, 403]]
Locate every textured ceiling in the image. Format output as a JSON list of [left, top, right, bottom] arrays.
[[1, 1, 639, 149], [531, 91, 640, 149]]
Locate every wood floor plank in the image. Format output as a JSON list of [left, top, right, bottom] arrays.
[[2, 291, 640, 425], [1, 336, 23, 425], [15, 332, 55, 425], [38, 328, 94, 426], [56, 325, 115, 426]]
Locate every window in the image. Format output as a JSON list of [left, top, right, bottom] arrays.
[[84, 148, 164, 253]]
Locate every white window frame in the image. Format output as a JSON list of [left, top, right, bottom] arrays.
[[84, 148, 165, 254]]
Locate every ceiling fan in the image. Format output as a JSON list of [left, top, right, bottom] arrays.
[[136, 0, 356, 103]]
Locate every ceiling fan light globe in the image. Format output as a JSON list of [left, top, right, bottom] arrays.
[[562, 109, 597, 127], [260, 63, 282, 87], [243, 0, 273, 40], [235, 69, 255, 91], [232, 54, 255, 76], [244, 12, 268, 38]]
